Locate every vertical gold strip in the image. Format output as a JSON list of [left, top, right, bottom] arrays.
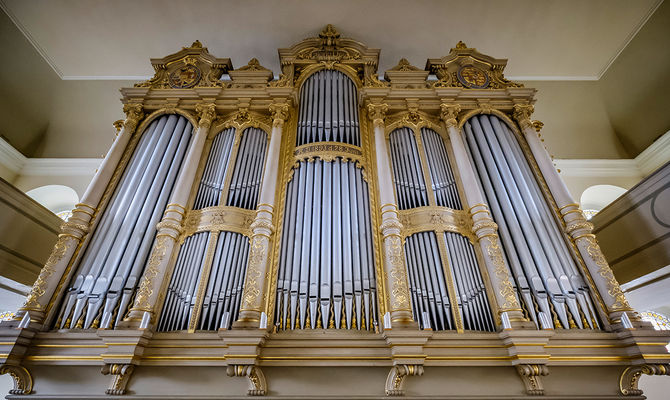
[[187, 231, 219, 332], [435, 233, 464, 333], [414, 127, 437, 207], [362, 106, 387, 321]]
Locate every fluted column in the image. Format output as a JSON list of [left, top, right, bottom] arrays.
[[15, 104, 145, 324], [122, 103, 216, 326], [367, 101, 414, 327], [512, 104, 637, 327], [235, 102, 290, 328], [440, 104, 528, 328]]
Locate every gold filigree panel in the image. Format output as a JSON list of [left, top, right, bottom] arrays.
[[181, 206, 255, 241], [398, 206, 474, 241], [293, 142, 365, 165]]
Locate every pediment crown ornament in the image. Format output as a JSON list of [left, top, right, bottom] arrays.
[[135, 41, 233, 89], [229, 58, 274, 87], [385, 58, 429, 88], [425, 41, 523, 89], [273, 24, 382, 88]]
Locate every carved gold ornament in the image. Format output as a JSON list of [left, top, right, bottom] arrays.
[[583, 235, 632, 311], [22, 235, 73, 310], [169, 64, 201, 88], [386, 236, 411, 311], [485, 235, 521, 311], [457, 65, 489, 88], [242, 235, 268, 311], [181, 206, 255, 240], [133, 235, 170, 312]]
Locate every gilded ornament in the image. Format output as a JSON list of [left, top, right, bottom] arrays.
[[242, 235, 268, 311], [0, 364, 32, 395], [484, 235, 521, 311], [366, 103, 389, 128], [133, 235, 170, 311], [513, 104, 534, 127], [583, 235, 631, 311], [22, 235, 73, 310], [457, 65, 489, 88], [439, 104, 461, 128], [269, 103, 290, 127], [169, 64, 201, 88], [195, 102, 216, 129], [386, 236, 411, 311]]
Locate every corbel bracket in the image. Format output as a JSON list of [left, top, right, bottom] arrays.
[[516, 364, 549, 395], [620, 364, 670, 396], [385, 364, 424, 396], [227, 365, 267, 396], [101, 363, 135, 395], [0, 364, 33, 395]]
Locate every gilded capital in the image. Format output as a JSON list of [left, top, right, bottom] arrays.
[[269, 102, 290, 128], [513, 104, 534, 128], [439, 104, 461, 128], [366, 102, 388, 128], [122, 104, 144, 132], [195, 102, 217, 129]]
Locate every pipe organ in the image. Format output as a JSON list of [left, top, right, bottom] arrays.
[[1, 25, 668, 399]]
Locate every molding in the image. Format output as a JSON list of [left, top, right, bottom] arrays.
[[61, 75, 151, 81], [0, 0, 63, 78], [0, 138, 26, 173], [20, 158, 101, 177], [509, 76, 599, 81], [597, 0, 665, 80], [555, 159, 641, 178], [636, 129, 670, 176]]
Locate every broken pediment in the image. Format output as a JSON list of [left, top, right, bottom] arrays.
[[425, 41, 523, 89], [135, 41, 233, 89]]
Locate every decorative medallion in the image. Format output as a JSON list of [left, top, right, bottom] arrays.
[[457, 65, 489, 89], [169, 64, 202, 88]]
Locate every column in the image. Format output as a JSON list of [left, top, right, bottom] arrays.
[[122, 102, 216, 326], [16, 104, 145, 324], [235, 101, 290, 327], [512, 104, 637, 326], [367, 101, 415, 327], [440, 104, 528, 328]]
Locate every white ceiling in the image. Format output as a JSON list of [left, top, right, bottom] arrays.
[[1, 0, 662, 81]]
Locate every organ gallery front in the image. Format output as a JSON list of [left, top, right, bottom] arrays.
[[1, 25, 669, 398]]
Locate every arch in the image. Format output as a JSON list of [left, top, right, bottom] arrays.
[[26, 185, 79, 219], [458, 108, 522, 139], [579, 185, 627, 217], [134, 108, 198, 141], [295, 63, 363, 91]]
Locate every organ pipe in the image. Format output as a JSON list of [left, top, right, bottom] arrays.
[[56, 114, 193, 329], [464, 114, 600, 329]]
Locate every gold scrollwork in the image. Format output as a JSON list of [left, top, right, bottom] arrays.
[[386, 235, 411, 311], [398, 206, 474, 241], [133, 235, 170, 312], [583, 235, 632, 312], [242, 235, 268, 311], [181, 206, 255, 240], [293, 142, 364, 164], [484, 235, 521, 311], [22, 235, 74, 310]]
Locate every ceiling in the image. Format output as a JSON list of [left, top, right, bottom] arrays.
[[1, 0, 662, 80]]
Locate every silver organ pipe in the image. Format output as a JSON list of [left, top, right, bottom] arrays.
[[55, 114, 193, 329], [464, 114, 600, 329], [388, 126, 494, 332], [389, 128, 428, 210], [296, 70, 360, 147], [159, 127, 268, 331], [421, 128, 462, 210], [275, 70, 378, 331]]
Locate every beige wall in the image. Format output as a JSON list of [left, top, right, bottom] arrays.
[[525, 80, 628, 159], [599, 0, 670, 157]]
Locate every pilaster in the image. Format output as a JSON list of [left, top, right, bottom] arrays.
[[235, 101, 290, 328], [367, 101, 416, 328], [512, 104, 643, 330]]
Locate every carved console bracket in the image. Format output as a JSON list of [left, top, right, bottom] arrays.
[[385, 364, 424, 396], [620, 364, 670, 396], [227, 365, 267, 396], [101, 363, 135, 395], [0, 364, 33, 395], [515, 364, 549, 396]]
